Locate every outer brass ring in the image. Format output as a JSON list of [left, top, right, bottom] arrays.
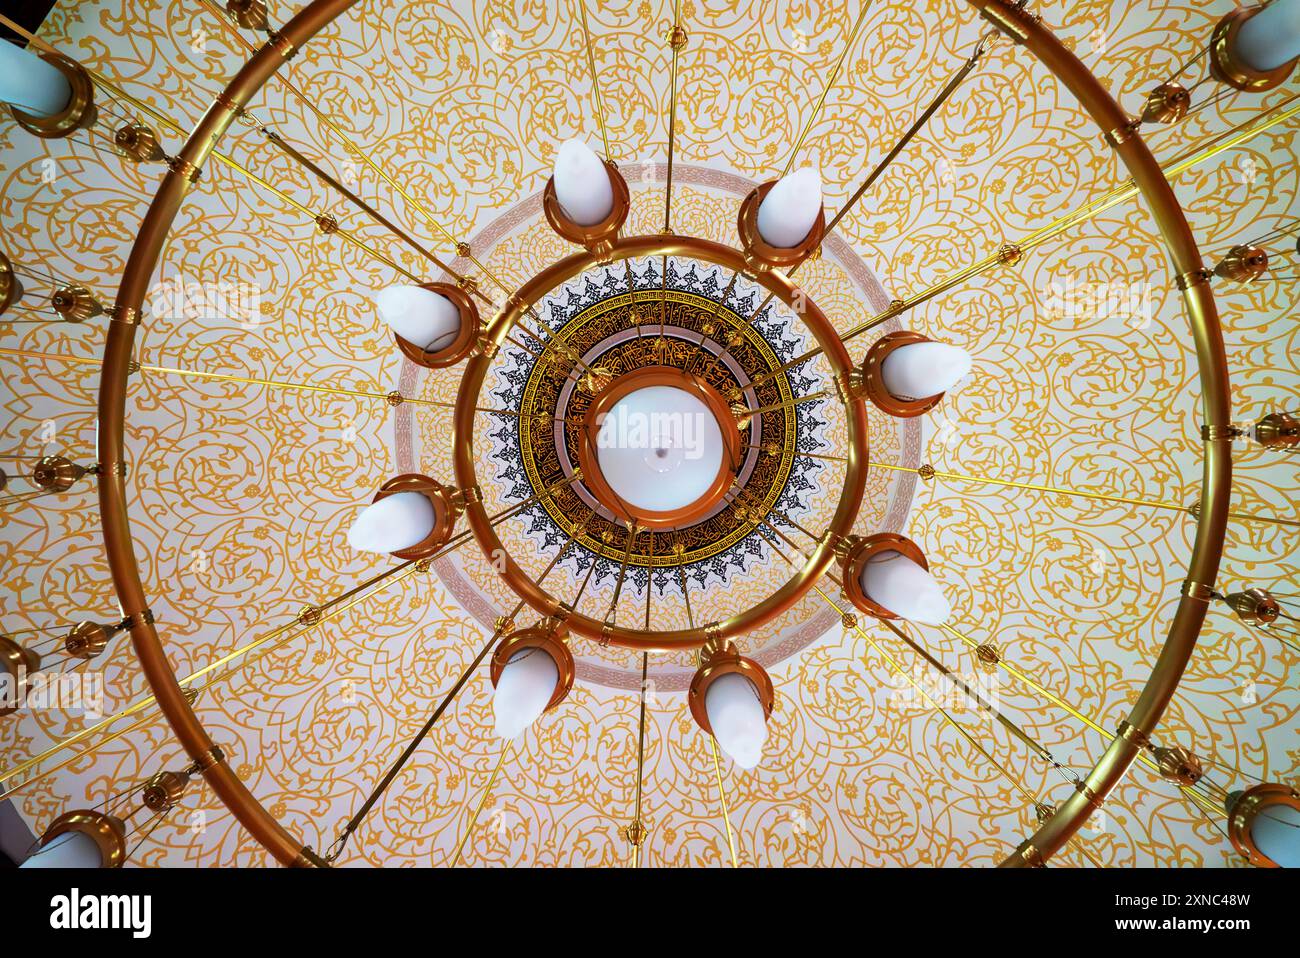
[[841, 532, 929, 620], [542, 160, 631, 260], [8, 51, 97, 139], [968, 0, 1230, 869], [371, 473, 459, 560], [736, 180, 825, 273], [41, 809, 127, 868], [687, 644, 775, 736], [576, 366, 742, 530], [97, 0, 358, 867], [489, 626, 576, 712], [1209, 6, 1297, 93], [451, 232, 869, 651], [858, 330, 945, 418], [1226, 783, 1300, 867], [392, 282, 481, 370]]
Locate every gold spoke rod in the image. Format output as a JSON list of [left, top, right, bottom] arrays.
[[663, 0, 685, 232], [452, 739, 512, 866], [577, 0, 612, 161], [0, 557, 421, 791], [873, 460, 1298, 529], [780, 5, 872, 177], [629, 650, 650, 867]]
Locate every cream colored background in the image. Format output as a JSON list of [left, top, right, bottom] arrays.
[[0, 0, 1296, 866]]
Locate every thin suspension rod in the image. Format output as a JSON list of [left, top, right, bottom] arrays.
[[663, 0, 685, 232], [630, 651, 650, 867], [875, 460, 1297, 529], [780, 5, 872, 177], [452, 740, 512, 865], [577, 0, 612, 160]]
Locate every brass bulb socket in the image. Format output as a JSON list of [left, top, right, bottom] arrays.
[[488, 625, 575, 713], [542, 160, 631, 262], [392, 281, 482, 369], [840, 532, 930, 619], [1225, 783, 1300, 867], [39, 809, 127, 868], [8, 51, 97, 139], [371, 474, 461, 560], [1209, 5, 1298, 93], [851, 330, 947, 418], [687, 641, 775, 737], [735, 180, 825, 274]]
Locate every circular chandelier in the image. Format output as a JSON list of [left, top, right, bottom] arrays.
[[2, 0, 1299, 870]]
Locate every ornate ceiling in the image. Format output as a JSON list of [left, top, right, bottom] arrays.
[[0, 0, 1296, 866]]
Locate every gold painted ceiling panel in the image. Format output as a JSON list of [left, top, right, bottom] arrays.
[[0, 0, 1296, 866]]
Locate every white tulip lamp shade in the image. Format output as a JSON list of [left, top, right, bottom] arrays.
[[3, 49, 97, 139], [543, 139, 630, 258], [489, 625, 575, 739], [22, 810, 126, 869], [1227, 783, 1300, 867], [858, 330, 970, 418], [736, 169, 826, 272], [380, 282, 480, 369], [688, 642, 775, 770], [347, 474, 460, 559], [1211, 1, 1300, 92], [841, 532, 952, 626], [580, 367, 741, 529]]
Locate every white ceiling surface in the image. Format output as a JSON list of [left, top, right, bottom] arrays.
[[0, 0, 1295, 866]]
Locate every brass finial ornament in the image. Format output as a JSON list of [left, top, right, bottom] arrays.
[[1213, 244, 1269, 282], [1141, 82, 1190, 124], [7, 51, 97, 139], [839, 532, 931, 619], [542, 160, 631, 262], [227, 0, 271, 32], [112, 121, 166, 164], [1254, 411, 1299, 449], [64, 620, 126, 660], [0, 249, 22, 316], [391, 282, 482, 370], [142, 766, 196, 813], [35, 809, 127, 868], [686, 639, 775, 737], [51, 285, 105, 322], [370, 474, 462, 560], [31, 455, 91, 492], [488, 622, 576, 714], [0, 634, 41, 717], [1225, 784, 1300, 867], [1221, 588, 1280, 626], [1152, 745, 1204, 787], [1209, 5, 1298, 92], [736, 179, 826, 274], [850, 331, 949, 418]]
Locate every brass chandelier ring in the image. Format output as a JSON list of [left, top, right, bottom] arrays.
[[451, 233, 870, 651], [87, 0, 1232, 868]]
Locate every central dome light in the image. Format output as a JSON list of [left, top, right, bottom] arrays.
[[580, 367, 742, 529], [596, 385, 723, 511]]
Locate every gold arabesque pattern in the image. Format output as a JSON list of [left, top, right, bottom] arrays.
[[0, 0, 1294, 867]]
